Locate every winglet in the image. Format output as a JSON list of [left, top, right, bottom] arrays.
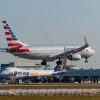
[[84, 36, 89, 47]]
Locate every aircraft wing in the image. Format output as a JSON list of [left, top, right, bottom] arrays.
[[51, 36, 89, 60]]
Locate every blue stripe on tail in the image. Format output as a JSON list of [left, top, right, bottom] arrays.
[[5, 23, 18, 40]]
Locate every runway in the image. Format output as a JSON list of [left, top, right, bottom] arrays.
[[0, 83, 100, 89], [0, 83, 100, 97], [0, 89, 100, 95]]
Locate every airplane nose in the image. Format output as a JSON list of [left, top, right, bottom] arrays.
[[92, 49, 95, 54], [90, 49, 95, 56]]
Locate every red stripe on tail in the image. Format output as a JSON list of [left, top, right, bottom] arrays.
[[6, 37, 13, 41], [8, 43, 23, 47], [4, 26, 8, 29], [5, 32, 10, 35], [2, 20, 7, 23]]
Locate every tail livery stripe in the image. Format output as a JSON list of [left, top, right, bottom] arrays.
[[4, 26, 10, 30], [54, 65, 62, 72], [2, 20, 7, 23], [8, 43, 23, 47], [11, 34, 16, 38], [12, 38, 17, 40], [6, 37, 13, 41], [6, 37, 17, 41], [5, 32, 10, 35], [4, 26, 8, 29], [2, 20, 25, 48], [3, 25, 18, 40]]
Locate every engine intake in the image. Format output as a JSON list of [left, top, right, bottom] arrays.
[[68, 53, 81, 61]]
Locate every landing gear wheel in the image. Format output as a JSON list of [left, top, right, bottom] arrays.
[[41, 60, 47, 65], [85, 60, 88, 63], [56, 60, 62, 65], [85, 57, 88, 63]]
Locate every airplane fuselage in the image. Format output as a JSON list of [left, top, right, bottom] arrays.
[[1, 67, 59, 78], [10, 45, 95, 61]]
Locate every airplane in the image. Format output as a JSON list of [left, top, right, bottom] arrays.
[[0, 20, 95, 65], [0, 64, 65, 79]]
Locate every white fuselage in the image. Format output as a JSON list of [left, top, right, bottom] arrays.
[[11, 45, 95, 61], [1, 68, 55, 78]]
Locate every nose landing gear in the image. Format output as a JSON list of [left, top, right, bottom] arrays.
[[85, 57, 88, 63]]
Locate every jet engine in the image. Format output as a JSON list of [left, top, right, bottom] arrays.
[[68, 53, 81, 61]]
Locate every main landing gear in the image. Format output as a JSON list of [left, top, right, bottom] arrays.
[[41, 59, 47, 65], [85, 57, 88, 63], [41, 59, 63, 66], [56, 58, 63, 65]]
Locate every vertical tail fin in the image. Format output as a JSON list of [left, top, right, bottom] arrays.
[[54, 65, 62, 72], [2, 20, 25, 48]]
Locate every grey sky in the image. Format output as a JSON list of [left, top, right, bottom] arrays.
[[0, 0, 99, 68]]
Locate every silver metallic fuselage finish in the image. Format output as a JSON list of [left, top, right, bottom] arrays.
[[11, 45, 95, 61]]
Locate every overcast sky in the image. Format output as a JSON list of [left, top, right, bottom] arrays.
[[0, 0, 99, 68]]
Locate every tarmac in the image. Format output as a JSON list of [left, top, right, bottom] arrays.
[[0, 83, 100, 88]]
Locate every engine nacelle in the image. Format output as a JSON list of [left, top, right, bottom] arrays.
[[68, 53, 81, 61]]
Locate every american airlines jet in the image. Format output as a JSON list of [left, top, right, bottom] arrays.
[[0, 20, 95, 65]]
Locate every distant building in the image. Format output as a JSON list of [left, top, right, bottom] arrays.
[[0, 62, 50, 70]]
